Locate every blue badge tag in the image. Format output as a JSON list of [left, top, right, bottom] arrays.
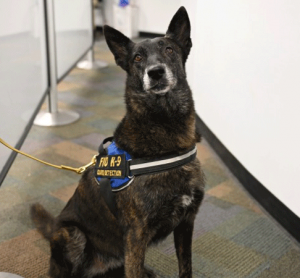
[[95, 141, 133, 190], [96, 154, 127, 179]]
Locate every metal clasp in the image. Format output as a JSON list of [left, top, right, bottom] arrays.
[[76, 155, 97, 174]]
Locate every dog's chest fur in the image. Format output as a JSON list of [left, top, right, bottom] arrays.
[[115, 159, 203, 242]]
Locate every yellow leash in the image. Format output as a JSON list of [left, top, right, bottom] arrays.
[[0, 137, 97, 174]]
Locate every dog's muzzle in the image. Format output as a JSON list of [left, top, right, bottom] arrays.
[[143, 64, 175, 95]]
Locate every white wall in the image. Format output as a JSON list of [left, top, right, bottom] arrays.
[[138, 0, 181, 34], [0, 0, 34, 36], [54, 0, 93, 31], [188, 0, 300, 217]]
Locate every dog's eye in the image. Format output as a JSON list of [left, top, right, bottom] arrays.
[[134, 55, 142, 62], [166, 47, 173, 54]]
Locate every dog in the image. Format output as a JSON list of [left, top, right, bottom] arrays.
[[30, 6, 204, 278]]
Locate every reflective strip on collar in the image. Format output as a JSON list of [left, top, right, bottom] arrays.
[[129, 146, 197, 174]]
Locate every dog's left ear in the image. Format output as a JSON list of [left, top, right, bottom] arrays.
[[166, 6, 192, 63]]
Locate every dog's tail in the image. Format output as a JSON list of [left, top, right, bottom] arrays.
[[30, 203, 55, 241]]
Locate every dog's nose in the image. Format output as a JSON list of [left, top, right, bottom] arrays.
[[148, 66, 165, 80]]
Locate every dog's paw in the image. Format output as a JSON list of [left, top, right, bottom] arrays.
[[144, 267, 156, 278]]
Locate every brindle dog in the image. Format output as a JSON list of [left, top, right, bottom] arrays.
[[31, 6, 205, 278]]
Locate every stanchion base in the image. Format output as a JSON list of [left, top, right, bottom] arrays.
[[77, 60, 108, 70], [0, 273, 24, 278], [34, 110, 80, 126]]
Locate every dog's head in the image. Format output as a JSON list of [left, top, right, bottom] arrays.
[[104, 6, 193, 115]]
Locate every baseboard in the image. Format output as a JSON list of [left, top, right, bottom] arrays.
[[139, 32, 164, 38], [95, 26, 103, 33], [195, 114, 300, 243], [95, 30, 163, 40]]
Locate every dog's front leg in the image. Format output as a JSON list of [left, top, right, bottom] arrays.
[[174, 216, 195, 278], [124, 228, 148, 278]]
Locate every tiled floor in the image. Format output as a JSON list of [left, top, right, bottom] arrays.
[[0, 38, 300, 278]]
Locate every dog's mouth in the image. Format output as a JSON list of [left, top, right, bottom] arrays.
[[149, 82, 170, 95]]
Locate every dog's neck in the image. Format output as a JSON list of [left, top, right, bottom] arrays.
[[114, 88, 196, 159]]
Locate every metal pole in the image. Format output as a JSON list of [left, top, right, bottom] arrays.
[[87, 47, 94, 63], [46, 0, 58, 114], [77, 0, 108, 70], [34, 0, 80, 126]]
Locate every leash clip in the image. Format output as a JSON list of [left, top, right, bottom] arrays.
[[61, 155, 97, 174], [77, 155, 97, 174]]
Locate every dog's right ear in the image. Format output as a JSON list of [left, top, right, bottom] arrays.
[[104, 25, 133, 71]]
